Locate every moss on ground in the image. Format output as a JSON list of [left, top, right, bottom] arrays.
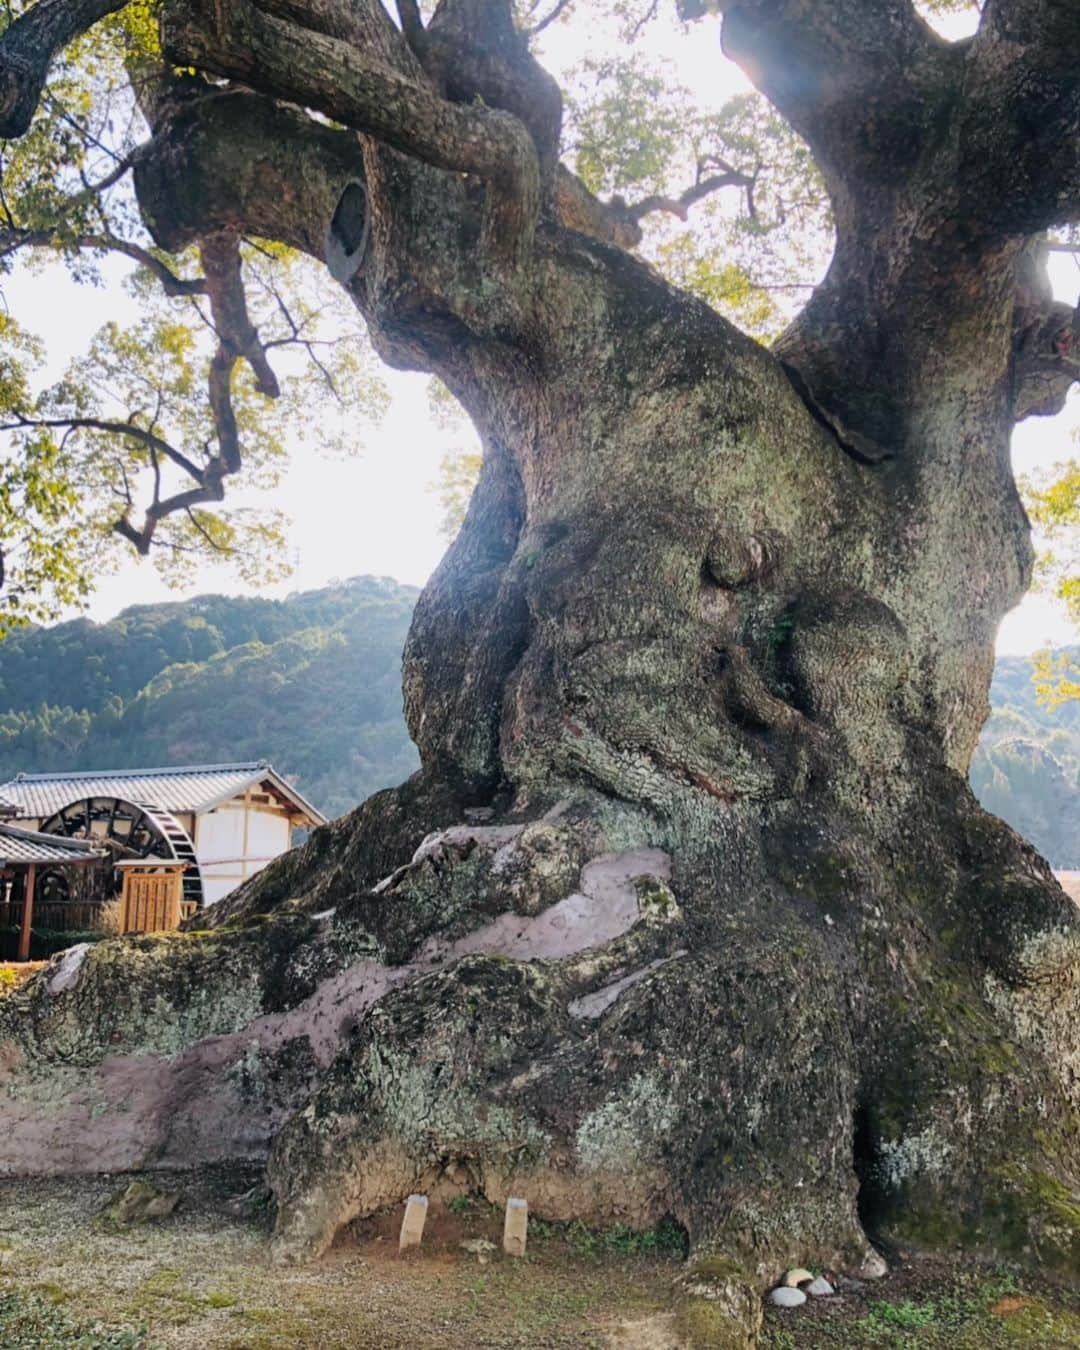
[[0, 1289, 146, 1346]]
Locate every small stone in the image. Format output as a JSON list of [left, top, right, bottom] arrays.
[[782, 1267, 815, 1288], [460, 1238, 496, 1257], [768, 1286, 807, 1309], [142, 1192, 180, 1220], [806, 1277, 834, 1297], [225, 1183, 271, 1217], [858, 1252, 888, 1280]]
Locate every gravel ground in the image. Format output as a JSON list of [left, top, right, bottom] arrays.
[[0, 1169, 681, 1348], [1, 1170, 1078, 1348]]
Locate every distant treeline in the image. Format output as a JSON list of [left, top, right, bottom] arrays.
[[0, 580, 1075, 866], [0, 576, 420, 822]]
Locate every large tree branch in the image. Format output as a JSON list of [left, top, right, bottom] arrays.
[[160, 0, 540, 266], [132, 85, 361, 262], [961, 1, 1080, 233], [421, 0, 562, 188], [256, 0, 418, 70], [1012, 240, 1080, 421], [681, 0, 948, 188], [0, 0, 129, 139]]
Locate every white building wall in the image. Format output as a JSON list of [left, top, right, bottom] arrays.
[[194, 801, 292, 906]]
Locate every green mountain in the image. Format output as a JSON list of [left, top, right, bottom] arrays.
[[0, 576, 420, 821], [0, 580, 1075, 865]]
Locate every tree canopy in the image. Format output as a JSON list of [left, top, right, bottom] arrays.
[[0, 0, 1073, 659]]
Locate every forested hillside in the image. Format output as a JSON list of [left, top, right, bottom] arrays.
[[0, 580, 1074, 863], [0, 577, 420, 821]]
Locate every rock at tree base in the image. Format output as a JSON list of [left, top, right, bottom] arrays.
[[224, 1183, 272, 1217], [106, 1181, 180, 1224], [768, 1286, 808, 1308], [806, 1276, 834, 1297]]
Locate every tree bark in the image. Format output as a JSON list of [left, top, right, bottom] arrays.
[[2, 2, 1080, 1342]]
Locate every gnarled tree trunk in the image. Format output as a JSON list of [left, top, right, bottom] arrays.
[[2, 1, 1080, 1342]]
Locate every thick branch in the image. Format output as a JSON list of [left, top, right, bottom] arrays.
[[422, 0, 562, 188], [0, 0, 129, 139], [683, 0, 947, 188], [555, 166, 642, 249], [113, 474, 226, 555], [962, 1, 1080, 232], [628, 168, 754, 223], [1012, 241, 1080, 420], [256, 0, 419, 74], [396, 0, 426, 56], [133, 86, 361, 262], [161, 0, 540, 265]]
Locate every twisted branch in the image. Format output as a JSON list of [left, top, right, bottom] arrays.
[[161, 0, 541, 266], [0, 0, 130, 138]]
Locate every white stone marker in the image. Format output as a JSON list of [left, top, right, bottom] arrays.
[[399, 1194, 428, 1251], [503, 1197, 528, 1257]]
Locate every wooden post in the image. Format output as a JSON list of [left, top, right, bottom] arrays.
[[241, 788, 252, 884], [503, 1197, 528, 1257], [399, 1194, 428, 1251], [17, 863, 36, 963]]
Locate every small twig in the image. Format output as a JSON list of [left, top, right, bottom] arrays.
[[184, 505, 230, 553], [526, 0, 574, 37], [628, 170, 754, 223], [0, 228, 206, 296]]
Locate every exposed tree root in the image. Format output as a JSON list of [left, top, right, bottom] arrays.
[[3, 781, 1079, 1346]]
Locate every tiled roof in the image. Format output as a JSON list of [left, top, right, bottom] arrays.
[[0, 822, 108, 866], [0, 762, 326, 825]]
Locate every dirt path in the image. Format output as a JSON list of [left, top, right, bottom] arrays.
[[1, 1170, 1079, 1347]]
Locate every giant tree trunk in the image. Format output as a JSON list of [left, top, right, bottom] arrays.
[[2, 2, 1080, 1344]]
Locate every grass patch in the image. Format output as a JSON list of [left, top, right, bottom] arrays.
[[446, 1195, 493, 1217], [0, 1288, 146, 1347], [859, 1299, 940, 1332], [528, 1216, 687, 1259]]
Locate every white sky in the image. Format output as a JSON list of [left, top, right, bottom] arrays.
[[3, 2, 1076, 656]]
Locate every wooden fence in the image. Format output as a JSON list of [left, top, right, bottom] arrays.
[[0, 899, 108, 932]]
